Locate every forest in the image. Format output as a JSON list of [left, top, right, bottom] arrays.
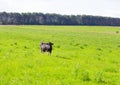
[[0, 12, 120, 26]]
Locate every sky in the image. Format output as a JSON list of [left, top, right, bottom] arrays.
[[0, 0, 120, 18]]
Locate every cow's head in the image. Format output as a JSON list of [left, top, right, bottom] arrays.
[[49, 42, 54, 45]]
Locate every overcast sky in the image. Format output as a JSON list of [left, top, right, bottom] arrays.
[[0, 0, 120, 18]]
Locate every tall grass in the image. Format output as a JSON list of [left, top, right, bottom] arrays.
[[0, 25, 120, 85]]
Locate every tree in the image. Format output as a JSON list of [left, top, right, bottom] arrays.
[[0, 12, 120, 26]]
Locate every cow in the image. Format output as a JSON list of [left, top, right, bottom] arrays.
[[40, 42, 54, 55]]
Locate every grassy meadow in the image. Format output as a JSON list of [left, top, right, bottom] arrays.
[[0, 25, 120, 85]]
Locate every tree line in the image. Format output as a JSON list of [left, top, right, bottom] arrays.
[[0, 12, 120, 26]]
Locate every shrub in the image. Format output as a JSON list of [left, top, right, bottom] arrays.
[[118, 45, 120, 48], [116, 31, 119, 34], [56, 45, 60, 48], [94, 72, 105, 83], [14, 42, 17, 45], [24, 46, 28, 49], [84, 44, 88, 47], [74, 43, 80, 46], [82, 71, 90, 81], [96, 48, 102, 51], [80, 46, 84, 49]]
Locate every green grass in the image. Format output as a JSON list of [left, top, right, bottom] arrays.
[[0, 25, 120, 85]]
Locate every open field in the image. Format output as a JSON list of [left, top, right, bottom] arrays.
[[0, 25, 120, 85]]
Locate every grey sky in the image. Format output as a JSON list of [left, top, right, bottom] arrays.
[[0, 0, 120, 18]]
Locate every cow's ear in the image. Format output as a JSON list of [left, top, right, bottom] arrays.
[[49, 42, 53, 45], [51, 43, 54, 45]]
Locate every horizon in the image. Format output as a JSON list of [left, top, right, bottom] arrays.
[[0, 0, 120, 18]]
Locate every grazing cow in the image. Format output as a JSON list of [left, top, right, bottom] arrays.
[[40, 42, 54, 54]]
